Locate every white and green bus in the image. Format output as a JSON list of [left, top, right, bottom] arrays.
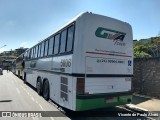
[[22, 12, 133, 111]]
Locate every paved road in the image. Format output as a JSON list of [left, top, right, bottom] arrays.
[[0, 71, 151, 120], [0, 71, 69, 120]]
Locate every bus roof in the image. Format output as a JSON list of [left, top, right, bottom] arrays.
[[25, 12, 131, 51]]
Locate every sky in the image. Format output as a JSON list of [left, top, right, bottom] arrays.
[[0, 0, 160, 52]]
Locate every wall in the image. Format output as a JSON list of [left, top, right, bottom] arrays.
[[133, 58, 160, 98]]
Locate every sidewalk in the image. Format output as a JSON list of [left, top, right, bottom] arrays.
[[126, 94, 160, 111]]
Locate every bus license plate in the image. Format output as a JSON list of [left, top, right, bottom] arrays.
[[106, 98, 116, 103]]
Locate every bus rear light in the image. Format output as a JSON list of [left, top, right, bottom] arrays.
[[77, 78, 85, 95], [84, 92, 89, 94]]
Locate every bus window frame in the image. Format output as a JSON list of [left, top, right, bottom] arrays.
[[44, 39, 49, 57], [60, 29, 67, 54], [24, 22, 75, 61], [54, 33, 60, 55]]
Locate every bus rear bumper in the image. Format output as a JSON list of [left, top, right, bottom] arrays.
[[76, 92, 132, 111]]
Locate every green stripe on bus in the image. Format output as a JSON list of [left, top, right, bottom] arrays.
[[76, 95, 132, 111]]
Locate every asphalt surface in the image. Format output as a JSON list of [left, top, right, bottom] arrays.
[[0, 71, 69, 120], [0, 70, 152, 120]]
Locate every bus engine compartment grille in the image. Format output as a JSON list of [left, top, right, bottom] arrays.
[[60, 77, 68, 101]]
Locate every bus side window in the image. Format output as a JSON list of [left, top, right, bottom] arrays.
[[66, 25, 74, 52], [60, 29, 67, 53], [38, 44, 41, 58], [48, 37, 54, 55], [27, 50, 30, 60], [33, 47, 36, 59], [32, 47, 35, 59], [29, 49, 31, 59], [30, 49, 32, 59], [24, 51, 28, 60], [40, 42, 45, 57], [54, 34, 60, 54], [44, 40, 49, 56], [31, 48, 35, 59], [35, 45, 38, 58]]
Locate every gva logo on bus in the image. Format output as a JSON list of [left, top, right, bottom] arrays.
[[95, 27, 126, 46]]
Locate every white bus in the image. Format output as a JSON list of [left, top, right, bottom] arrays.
[[22, 12, 133, 111]]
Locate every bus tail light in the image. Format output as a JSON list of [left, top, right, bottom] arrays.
[[84, 92, 89, 94], [77, 78, 85, 95]]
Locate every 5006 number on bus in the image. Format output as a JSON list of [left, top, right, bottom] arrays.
[[61, 59, 71, 67]]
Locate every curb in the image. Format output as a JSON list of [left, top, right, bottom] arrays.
[[133, 93, 155, 99], [125, 104, 149, 112]]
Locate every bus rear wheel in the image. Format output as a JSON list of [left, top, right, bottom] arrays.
[[36, 78, 42, 95], [43, 80, 49, 100]]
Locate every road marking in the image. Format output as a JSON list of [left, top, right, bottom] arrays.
[[21, 85, 25, 90], [50, 117, 55, 120], [32, 117, 38, 120], [13, 77, 18, 83], [21, 85, 31, 96], [21, 85, 36, 102], [39, 104, 44, 110], [29, 94, 32, 98], [16, 88, 20, 94], [116, 106, 133, 112], [21, 85, 24, 88], [31, 97, 35, 101], [27, 92, 29, 95], [35, 100, 38, 104]]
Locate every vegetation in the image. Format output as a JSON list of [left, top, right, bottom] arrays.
[[0, 51, 19, 58], [134, 37, 160, 58], [0, 48, 27, 62]]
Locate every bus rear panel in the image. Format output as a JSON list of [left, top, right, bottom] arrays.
[[74, 13, 133, 111]]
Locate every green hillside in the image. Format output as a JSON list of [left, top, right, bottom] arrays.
[[134, 36, 160, 58]]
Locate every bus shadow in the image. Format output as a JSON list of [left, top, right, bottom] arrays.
[[25, 82, 37, 91], [63, 106, 130, 119], [0, 100, 12, 103], [47, 99, 121, 119]]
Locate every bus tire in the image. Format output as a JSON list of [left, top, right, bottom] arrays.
[[43, 80, 50, 100], [36, 78, 42, 95]]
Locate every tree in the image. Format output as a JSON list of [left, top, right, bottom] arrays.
[[134, 37, 160, 58], [134, 41, 151, 58], [134, 51, 151, 58]]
